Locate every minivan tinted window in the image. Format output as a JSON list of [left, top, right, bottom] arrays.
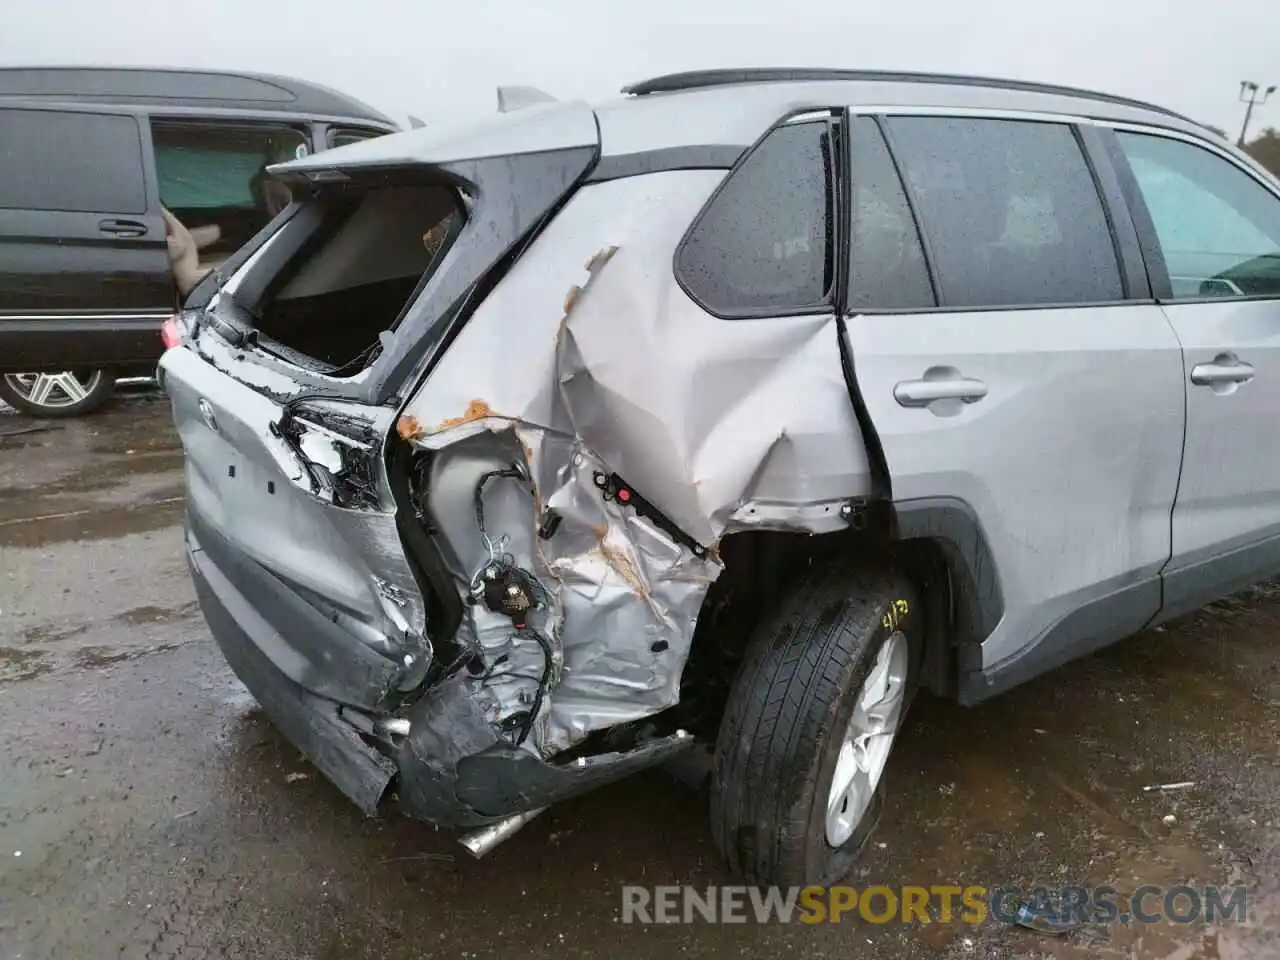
[[1115, 131, 1280, 298], [0, 108, 146, 213], [886, 117, 1124, 308], [153, 120, 305, 256], [677, 120, 834, 316]]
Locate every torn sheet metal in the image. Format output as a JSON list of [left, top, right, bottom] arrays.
[[401, 172, 873, 757], [162, 340, 430, 691]]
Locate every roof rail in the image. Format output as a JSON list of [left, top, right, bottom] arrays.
[[621, 68, 1193, 124]]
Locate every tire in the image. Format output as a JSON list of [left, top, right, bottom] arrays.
[[0, 369, 116, 417], [710, 565, 921, 886]]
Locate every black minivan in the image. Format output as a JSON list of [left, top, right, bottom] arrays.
[[0, 66, 397, 416]]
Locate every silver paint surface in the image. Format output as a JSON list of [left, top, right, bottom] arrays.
[[403, 172, 872, 755]]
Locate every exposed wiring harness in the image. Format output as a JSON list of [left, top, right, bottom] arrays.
[[469, 464, 556, 747]]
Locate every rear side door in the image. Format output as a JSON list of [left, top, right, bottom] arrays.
[[1103, 126, 1280, 618], [0, 105, 172, 371], [839, 111, 1187, 697]]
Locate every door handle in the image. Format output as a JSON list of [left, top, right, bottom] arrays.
[[98, 218, 148, 238], [894, 376, 988, 408], [1190, 356, 1255, 387]]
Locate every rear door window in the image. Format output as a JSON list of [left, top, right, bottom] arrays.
[[1113, 131, 1280, 298], [846, 116, 935, 310], [676, 119, 835, 317], [226, 182, 460, 373], [151, 120, 307, 256], [0, 108, 147, 213], [885, 117, 1124, 308]]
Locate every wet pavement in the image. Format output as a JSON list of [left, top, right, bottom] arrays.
[[2, 395, 1279, 959]]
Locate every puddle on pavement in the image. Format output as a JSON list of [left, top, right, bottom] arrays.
[[111, 601, 201, 626], [19, 623, 89, 645], [0, 646, 54, 682], [73, 641, 184, 668], [0, 492, 185, 547]]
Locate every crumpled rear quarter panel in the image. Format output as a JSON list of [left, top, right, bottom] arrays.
[[401, 169, 874, 758]]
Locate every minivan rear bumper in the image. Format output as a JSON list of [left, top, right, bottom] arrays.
[[187, 516, 695, 829]]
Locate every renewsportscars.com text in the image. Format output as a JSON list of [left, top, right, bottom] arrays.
[[620, 884, 1249, 926]]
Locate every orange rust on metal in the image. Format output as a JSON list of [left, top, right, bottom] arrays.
[[563, 284, 581, 316], [598, 538, 650, 603], [396, 415, 426, 441], [436, 399, 497, 431]]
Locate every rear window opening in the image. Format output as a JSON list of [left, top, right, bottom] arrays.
[[228, 181, 460, 374]]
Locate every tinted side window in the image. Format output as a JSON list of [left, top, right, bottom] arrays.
[[152, 120, 306, 254], [0, 109, 146, 213], [1114, 132, 1280, 298], [677, 120, 833, 316], [886, 117, 1123, 308], [329, 128, 387, 150], [847, 117, 935, 310]]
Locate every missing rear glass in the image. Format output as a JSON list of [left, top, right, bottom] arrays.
[[232, 183, 460, 374]]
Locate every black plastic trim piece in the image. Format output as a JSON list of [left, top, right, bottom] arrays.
[[835, 315, 892, 505], [593, 471, 709, 558], [893, 498, 1004, 649], [1073, 123, 1146, 300], [585, 145, 744, 183], [1075, 122, 1157, 300], [455, 734, 694, 817], [1094, 127, 1175, 301], [1155, 533, 1280, 628], [622, 69, 1197, 125], [959, 577, 1161, 704]]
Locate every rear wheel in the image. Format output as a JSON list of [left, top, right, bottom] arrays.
[[710, 565, 920, 886], [0, 369, 116, 417]]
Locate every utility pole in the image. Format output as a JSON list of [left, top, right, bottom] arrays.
[[1238, 80, 1277, 147]]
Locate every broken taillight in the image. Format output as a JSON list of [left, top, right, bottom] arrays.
[[160, 316, 184, 350]]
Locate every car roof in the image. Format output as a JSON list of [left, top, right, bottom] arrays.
[[593, 68, 1215, 156], [272, 67, 1232, 177], [0, 66, 395, 126]]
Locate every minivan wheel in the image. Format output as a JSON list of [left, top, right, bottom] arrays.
[[710, 566, 920, 886], [0, 369, 115, 417]]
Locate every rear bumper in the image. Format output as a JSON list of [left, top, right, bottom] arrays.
[[188, 526, 397, 815], [187, 519, 694, 828]]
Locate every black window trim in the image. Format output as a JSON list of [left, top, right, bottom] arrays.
[[672, 110, 844, 321], [1099, 121, 1280, 306]]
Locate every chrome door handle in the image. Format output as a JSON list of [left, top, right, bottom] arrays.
[[894, 377, 988, 407], [1190, 357, 1255, 386]]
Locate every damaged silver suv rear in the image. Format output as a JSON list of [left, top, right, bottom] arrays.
[[164, 68, 1258, 885]]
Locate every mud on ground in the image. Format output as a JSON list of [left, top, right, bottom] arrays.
[[1, 397, 1277, 958]]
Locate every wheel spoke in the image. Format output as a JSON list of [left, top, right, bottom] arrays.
[[26, 374, 57, 405], [827, 741, 859, 819], [826, 631, 911, 847], [54, 372, 89, 403]]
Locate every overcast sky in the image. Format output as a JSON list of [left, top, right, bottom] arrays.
[[1, 0, 1276, 137]]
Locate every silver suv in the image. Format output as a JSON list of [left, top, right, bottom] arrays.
[[160, 69, 1280, 885]]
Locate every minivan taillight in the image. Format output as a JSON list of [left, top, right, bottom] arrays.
[[161, 316, 183, 350]]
